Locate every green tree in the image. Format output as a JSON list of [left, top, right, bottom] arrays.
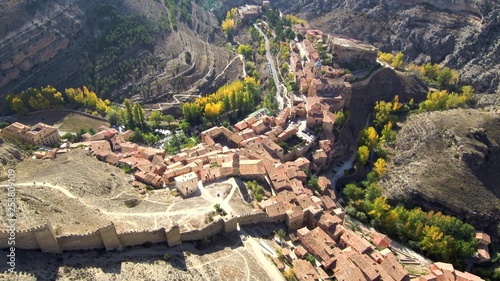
[[106, 107, 120, 125], [335, 111, 346, 126], [123, 98, 135, 128], [277, 229, 286, 241], [132, 103, 146, 130], [343, 183, 365, 202], [357, 146, 370, 165], [436, 67, 458, 89], [185, 51, 192, 64], [165, 114, 175, 126], [380, 122, 397, 143], [308, 175, 320, 193], [178, 121, 190, 133], [11, 96, 28, 115], [237, 44, 253, 60], [147, 111, 165, 129]]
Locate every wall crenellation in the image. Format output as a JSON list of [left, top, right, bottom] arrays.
[[0, 211, 279, 253]]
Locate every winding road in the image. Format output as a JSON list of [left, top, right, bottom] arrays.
[[254, 23, 284, 110], [154, 54, 246, 110]]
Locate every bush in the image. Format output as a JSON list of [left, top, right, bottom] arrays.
[[0, 121, 10, 129]]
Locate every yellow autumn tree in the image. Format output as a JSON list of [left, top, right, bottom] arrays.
[[374, 158, 387, 177], [221, 18, 235, 34], [284, 14, 307, 24], [227, 7, 237, 19], [391, 52, 404, 69], [378, 51, 395, 64], [362, 127, 379, 149], [368, 196, 391, 219], [204, 102, 224, 119], [392, 95, 402, 111]]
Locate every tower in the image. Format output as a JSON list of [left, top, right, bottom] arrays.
[[313, 59, 322, 79], [232, 153, 240, 176]]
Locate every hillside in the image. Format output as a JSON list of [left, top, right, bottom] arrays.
[[380, 108, 500, 233], [269, 0, 500, 95], [0, 0, 238, 111]]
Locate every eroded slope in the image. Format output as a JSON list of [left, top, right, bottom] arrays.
[[381, 108, 500, 233]]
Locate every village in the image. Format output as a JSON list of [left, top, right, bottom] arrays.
[[0, 3, 491, 281]]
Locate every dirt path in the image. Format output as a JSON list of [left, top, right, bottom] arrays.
[[244, 236, 284, 281], [0, 181, 213, 218]]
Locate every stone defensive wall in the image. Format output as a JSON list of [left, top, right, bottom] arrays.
[[0, 211, 274, 253], [180, 219, 224, 242]]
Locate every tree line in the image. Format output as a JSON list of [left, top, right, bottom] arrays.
[[347, 96, 477, 267], [182, 77, 262, 125], [3, 85, 110, 116]]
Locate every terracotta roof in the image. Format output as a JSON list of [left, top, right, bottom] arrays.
[[477, 245, 491, 262], [475, 231, 491, 244], [340, 229, 372, 254], [334, 254, 367, 281], [105, 152, 122, 165], [320, 195, 336, 210], [372, 233, 392, 249], [266, 202, 287, 218], [345, 248, 381, 281], [380, 252, 409, 281], [297, 227, 338, 269], [90, 140, 112, 159], [234, 121, 248, 132], [134, 171, 164, 188], [454, 270, 483, 281], [317, 212, 342, 233], [295, 245, 308, 258], [293, 259, 319, 281], [297, 194, 315, 210]]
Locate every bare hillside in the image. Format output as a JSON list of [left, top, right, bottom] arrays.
[[380, 108, 500, 233], [0, 0, 235, 111]]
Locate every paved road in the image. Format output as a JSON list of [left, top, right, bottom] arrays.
[[328, 113, 373, 189], [254, 24, 284, 110]]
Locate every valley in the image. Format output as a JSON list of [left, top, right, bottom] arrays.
[[0, 0, 499, 280]]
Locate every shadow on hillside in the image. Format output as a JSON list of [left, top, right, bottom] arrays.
[[0, 231, 261, 279], [0, 242, 187, 279]]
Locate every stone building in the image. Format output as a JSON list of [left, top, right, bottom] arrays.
[[174, 172, 199, 197], [2, 122, 60, 147]]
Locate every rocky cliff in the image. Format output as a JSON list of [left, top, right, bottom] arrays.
[[0, 0, 234, 106], [380, 108, 500, 233], [272, 0, 500, 94]]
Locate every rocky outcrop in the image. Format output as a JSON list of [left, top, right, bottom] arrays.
[[272, 0, 500, 94], [334, 68, 428, 158], [0, 142, 23, 178], [380, 108, 500, 233]]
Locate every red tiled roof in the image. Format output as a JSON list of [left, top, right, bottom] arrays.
[[293, 259, 319, 281], [380, 252, 409, 281]]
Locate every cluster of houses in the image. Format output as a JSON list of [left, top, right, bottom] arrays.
[[0, 12, 491, 280]]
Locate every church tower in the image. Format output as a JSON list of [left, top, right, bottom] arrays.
[[232, 153, 240, 176]]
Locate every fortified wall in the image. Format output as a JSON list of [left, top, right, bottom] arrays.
[[0, 210, 271, 253]]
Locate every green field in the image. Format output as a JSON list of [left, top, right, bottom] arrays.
[[15, 110, 110, 134]]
